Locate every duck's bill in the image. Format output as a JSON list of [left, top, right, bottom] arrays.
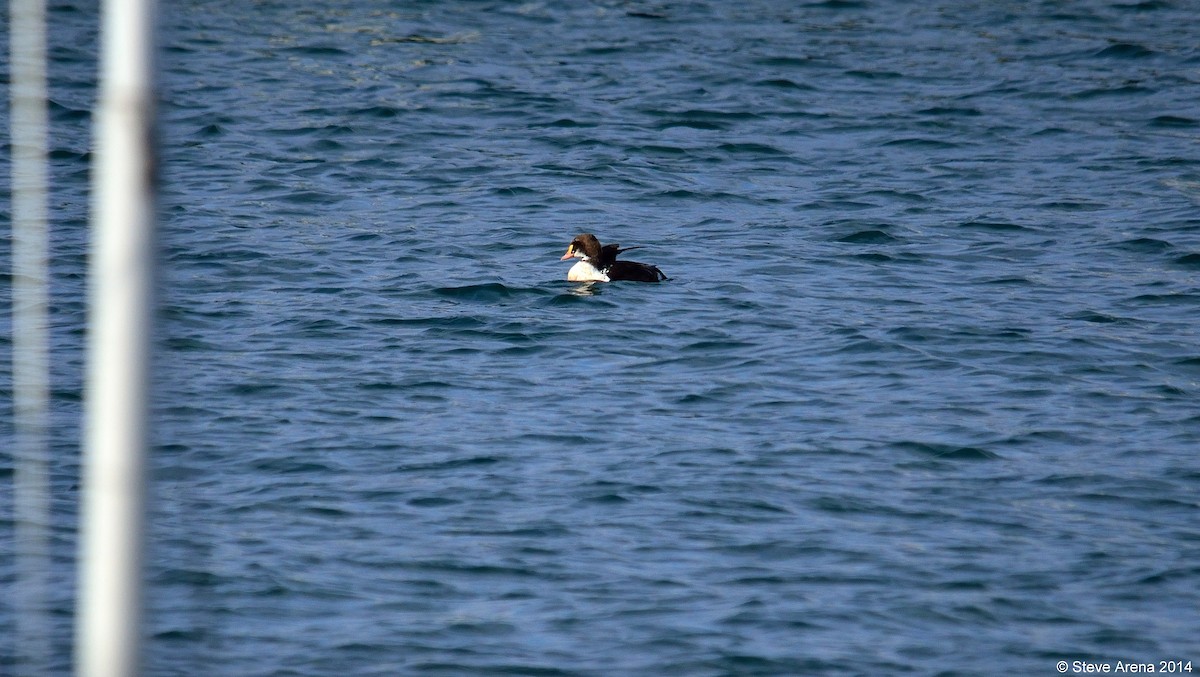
[[559, 246, 575, 261]]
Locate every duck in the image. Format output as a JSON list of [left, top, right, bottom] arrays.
[[559, 233, 667, 282]]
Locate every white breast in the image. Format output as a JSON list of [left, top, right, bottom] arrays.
[[567, 260, 610, 282]]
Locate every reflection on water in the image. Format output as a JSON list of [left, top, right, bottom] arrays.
[[567, 282, 600, 296]]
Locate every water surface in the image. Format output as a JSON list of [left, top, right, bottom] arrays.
[[2, 1, 1199, 674]]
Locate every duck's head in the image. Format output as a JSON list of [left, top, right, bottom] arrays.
[[560, 233, 602, 261]]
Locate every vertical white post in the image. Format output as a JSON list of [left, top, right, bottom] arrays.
[[77, 0, 157, 674], [10, 0, 52, 672]]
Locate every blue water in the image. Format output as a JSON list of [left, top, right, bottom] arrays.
[[3, 1, 1200, 674]]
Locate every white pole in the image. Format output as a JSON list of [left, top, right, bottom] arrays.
[[77, 0, 158, 673], [10, 0, 52, 672]]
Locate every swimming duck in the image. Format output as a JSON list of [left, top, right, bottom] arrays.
[[559, 233, 667, 283]]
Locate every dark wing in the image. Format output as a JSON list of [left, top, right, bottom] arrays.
[[607, 260, 667, 282], [597, 244, 619, 268], [598, 243, 633, 267]]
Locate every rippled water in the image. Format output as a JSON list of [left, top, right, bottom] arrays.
[[3, 1, 1200, 674]]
